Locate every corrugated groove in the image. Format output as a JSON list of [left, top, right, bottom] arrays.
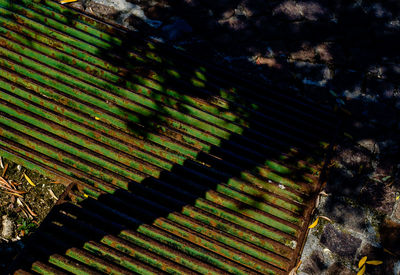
[[1, 0, 338, 274]]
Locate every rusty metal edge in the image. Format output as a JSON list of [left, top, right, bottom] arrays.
[[289, 116, 343, 272]]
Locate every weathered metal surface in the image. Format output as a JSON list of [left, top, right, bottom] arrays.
[[0, 0, 338, 274]]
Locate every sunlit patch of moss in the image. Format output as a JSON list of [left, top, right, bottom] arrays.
[[222, 111, 234, 118], [128, 52, 145, 63], [297, 161, 317, 174], [147, 42, 156, 50], [158, 125, 167, 132], [145, 52, 162, 63], [320, 141, 330, 149], [134, 76, 163, 90], [302, 175, 314, 184], [152, 75, 165, 84], [182, 136, 196, 146], [219, 89, 236, 101], [110, 36, 122, 46], [191, 78, 205, 88], [195, 71, 207, 81], [167, 69, 180, 79], [265, 160, 292, 174]]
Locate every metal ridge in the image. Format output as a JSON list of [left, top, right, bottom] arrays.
[[0, 0, 338, 274]]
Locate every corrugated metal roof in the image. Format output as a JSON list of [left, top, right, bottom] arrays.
[[0, 0, 338, 274]]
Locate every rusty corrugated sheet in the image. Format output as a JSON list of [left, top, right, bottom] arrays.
[[0, 0, 338, 274]]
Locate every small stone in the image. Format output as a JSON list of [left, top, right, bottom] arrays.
[[162, 19, 192, 41], [393, 203, 400, 221], [69, 1, 84, 10], [88, 0, 133, 13], [85, 2, 119, 20], [1, 216, 14, 240], [320, 224, 362, 258], [315, 43, 333, 63], [272, 1, 328, 21], [301, 250, 327, 274], [292, 62, 332, 88], [218, 15, 248, 31], [357, 139, 379, 154], [290, 47, 316, 62], [322, 248, 335, 266], [394, 261, 400, 275], [370, 3, 392, 19], [221, 9, 235, 19], [255, 57, 282, 69]]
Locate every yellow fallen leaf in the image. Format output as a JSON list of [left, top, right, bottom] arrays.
[[23, 173, 36, 187], [94, 116, 100, 120], [396, 195, 399, 200], [357, 265, 366, 275], [366, 260, 382, 265], [358, 256, 367, 268], [308, 217, 319, 229], [83, 193, 89, 198], [59, 0, 77, 4]]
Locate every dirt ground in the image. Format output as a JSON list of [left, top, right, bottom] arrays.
[[0, 156, 66, 270]]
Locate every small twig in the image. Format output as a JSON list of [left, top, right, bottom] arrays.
[[48, 189, 58, 201], [17, 198, 37, 217], [8, 180, 17, 190], [319, 215, 333, 223], [4, 191, 23, 198], [0, 184, 27, 194], [0, 176, 13, 189], [1, 163, 8, 178], [384, 248, 395, 256], [20, 207, 31, 219], [319, 190, 329, 196]]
